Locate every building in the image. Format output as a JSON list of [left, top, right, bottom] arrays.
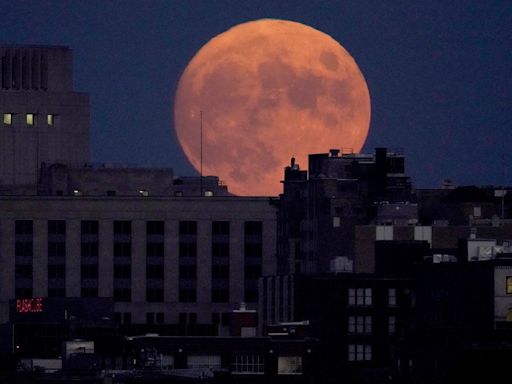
[[0, 45, 90, 193], [277, 148, 413, 275], [0, 45, 278, 359]]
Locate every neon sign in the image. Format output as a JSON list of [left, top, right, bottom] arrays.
[[16, 297, 43, 313]]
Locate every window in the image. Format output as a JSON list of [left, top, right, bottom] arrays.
[[81, 265, 98, 279], [147, 220, 164, 235], [212, 243, 229, 258], [48, 264, 65, 279], [146, 288, 164, 302], [48, 288, 65, 298], [507, 277, 512, 294], [81, 242, 98, 257], [212, 289, 229, 303], [277, 356, 302, 375], [147, 242, 164, 257], [180, 221, 197, 235], [179, 242, 196, 258], [232, 355, 264, 374], [348, 288, 372, 306], [212, 221, 229, 236], [48, 220, 66, 235], [114, 288, 131, 302], [114, 242, 131, 258], [26, 113, 34, 125], [147, 265, 164, 279], [348, 316, 372, 334], [81, 287, 98, 298], [123, 312, 132, 324], [212, 312, 220, 324], [179, 265, 197, 279], [348, 344, 372, 361], [179, 289, 197, 303], [244, 265, 261, 279], [15, 264, 33, 279], [204, 191, 213, 197], [388, 288, 397, 306], [244, 289, 258, 303], [48, 242, 65, 257], [3, 113, 12, 125], [156, 312, 165, 324], [146, 312, 155, 324], [333, 216, 341, 227], [114, 265, 131, 279], [81, 220, 99, 235], [15, 220, 33, 235], [114, 221, 131, 235], [388, 316, 396, 335], [187, 355, 221, 370], [47, 114, 54, 125]]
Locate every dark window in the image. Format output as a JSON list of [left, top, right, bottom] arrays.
[[245, 265, 262, 279], [245, 243, 262, 258], [114, 312, 122, 323], [114, 221, 131, 235], [179, 289, 196, 303], [48, 288, 65, 298], [244, 221, 262, 236], [15, 264, 33, 279], [178, 313, 187, 324], [212, 289, 229, 303], [107, 190, 116, 196], [156, 312, 164, 324], [48, 264, 65, 279], [212, 312, 220, 324], [179, 242, 196, 258], [48, 242, 65, 258], [212, 243, 229, 258], [245, 289, 258, 303], [123, 313, 132, 324], [81, 220, 98, 235], [146, 312, 155, 324], [212, 221, 229, 236], [16, 288, 33, 298], [48, 220, 65, 235], [114, 288, 131, 302], [15, 220, 33, 235], [221, 313, 230, 327], [15, 242, 33, 257], [146, 288, 164, 302], [81, 265, 98, 279], [146, 265, 164, 279], [81, 287, 98, 298], [212, 264, 229, 279], [81, 242, 98, 257], [179, 221, 197, 235], [189, 313, 197, 324], [114, 242, 131, 258], [114, 265, 131, 279], [147, 221, 164, 235], [179, 265, 197, 279], [147, 243, 164, 257]]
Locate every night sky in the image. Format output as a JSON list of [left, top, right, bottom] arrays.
[[3, 1, 511, 190]]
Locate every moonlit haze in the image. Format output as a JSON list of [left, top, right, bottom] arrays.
[[174, 19, 371, 196]]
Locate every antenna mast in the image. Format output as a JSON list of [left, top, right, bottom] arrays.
[[200, 110, 203, 197]]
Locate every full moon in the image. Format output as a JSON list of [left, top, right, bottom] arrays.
[[174, 19, 370, 196]]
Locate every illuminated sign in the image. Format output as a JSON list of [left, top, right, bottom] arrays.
[[16, 297, 44, 314]]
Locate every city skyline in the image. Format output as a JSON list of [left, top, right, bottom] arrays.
[[3, 1, 511, 193]]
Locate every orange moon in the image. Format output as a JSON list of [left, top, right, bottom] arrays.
[[174, 19, 371, 196]]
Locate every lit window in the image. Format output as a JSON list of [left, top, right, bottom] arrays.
[[506, 277, 512, 294], [3, 113, 12, 125], [388, 316, 396, 335], [348, 344, 372, 362], [139, 189, 149, 197], [232, 355, 265, 374], [348, 316, 372, 334], [47, 114, 54, 125], [277, 356, 302, 375], [348, 288, 372, 306], [388, 288, 397, 306], [333, 217, 340, 227], [26, 114, 34, 125], [204, 190, 213, 197], [187, 355, 221, 370], [73, 189, 82, 196]]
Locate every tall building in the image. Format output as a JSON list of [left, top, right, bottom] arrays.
[[0, 45, 278, 357], [0, 45, 90, 193]]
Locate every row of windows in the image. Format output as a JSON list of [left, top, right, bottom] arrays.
[[348, 288, 398, 307], [347, 315, 397, 335], [2, 113, 56, 126], [14, 220, 262, 239]]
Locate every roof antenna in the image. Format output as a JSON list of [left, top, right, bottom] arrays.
[[200, 110, 203, 197]]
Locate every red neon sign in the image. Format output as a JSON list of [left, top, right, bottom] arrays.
[[16, 297, 43, 313]]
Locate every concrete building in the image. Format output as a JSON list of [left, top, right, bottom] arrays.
[[0, 45, 278, 358], [1, 45, 90, 193]]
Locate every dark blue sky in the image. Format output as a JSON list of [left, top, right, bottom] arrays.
[[3, 0, 511, 188]]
